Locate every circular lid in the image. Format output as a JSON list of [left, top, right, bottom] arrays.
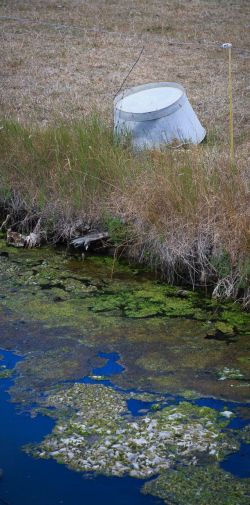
[[117, 86, 182, 113], [115, 82, 185, 121]]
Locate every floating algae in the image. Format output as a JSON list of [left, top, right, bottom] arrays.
[[0, 240, 249, 402], [0, 365, 13, 379], [241, 425, 250, 444], [26, 383, 239, 479], [217, 367, 245, 381], [0, 240, 249, 505], [142, 465, 250, 505]]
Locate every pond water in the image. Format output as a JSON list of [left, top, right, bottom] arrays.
[[0, 241, 249, 504], [0, 350, 163, 505]]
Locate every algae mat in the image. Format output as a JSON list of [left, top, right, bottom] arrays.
[[0, 241, 250, 504], [0, 240, 249, 403]]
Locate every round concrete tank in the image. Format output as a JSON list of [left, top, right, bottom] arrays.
[[114, 82, 206, 149]]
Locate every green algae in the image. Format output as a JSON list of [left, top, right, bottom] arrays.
[[142, 465, 250, 505], [0, 243, 249, 503], [136, 344, 228, 373], [238, 356, 250, 367], [220, 309, 250, 335], [0, 246, 250, 402], [9, 345, 100, 406], [136, 352, 174, 373], [0, 366, 13, 379], [216, 367, 245, 381], [150, 403, 162, 411], [214, 321, 235, 335], [89, 284, 198, 319], [205, 321, 236, 337], [178, 389, 202, 400], [1, 244, 249, 330], [0, 238, 18, 255], [124, 292, 196, 319], [26, 384, 239, 479], [241, 425, 250, 444], [155, 401, 235, 432]]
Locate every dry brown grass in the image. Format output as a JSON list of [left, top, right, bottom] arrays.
[[114, 148, 250, 291], [0, 1, 249, 301], [0, 119, 249, 302], [0, 1, 249, 153]]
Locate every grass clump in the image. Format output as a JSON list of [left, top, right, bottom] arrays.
[[0, 117, 249, 304]]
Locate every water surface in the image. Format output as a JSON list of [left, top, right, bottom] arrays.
[[0, 243, 249, 504]]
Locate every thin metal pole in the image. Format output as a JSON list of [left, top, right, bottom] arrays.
[[228, 46, 234, 164], [222, 43, 234, 165]]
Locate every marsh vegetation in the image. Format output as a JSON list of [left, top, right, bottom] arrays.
[[0, 118, 249, 304]]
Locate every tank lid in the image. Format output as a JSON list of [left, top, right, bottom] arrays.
[[114, 82, 185, 121]]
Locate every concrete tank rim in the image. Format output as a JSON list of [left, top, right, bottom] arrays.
[[114, 82, 186, 122]]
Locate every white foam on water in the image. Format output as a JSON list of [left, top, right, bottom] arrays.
[[117, 86, 183, 113]]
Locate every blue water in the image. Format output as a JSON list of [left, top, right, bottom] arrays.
[[0, 349, 163, 505], [221, 443, 250, 478], [194, 396, 249, 413], [0, 348, 249, 505], [92, 352, 125, 376], [127, 398, 156, 416]]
